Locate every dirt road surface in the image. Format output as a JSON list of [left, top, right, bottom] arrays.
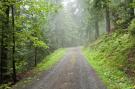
[[23, 47, 106, 89]]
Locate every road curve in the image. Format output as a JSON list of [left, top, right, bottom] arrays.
[[23, 47, 106, 89]]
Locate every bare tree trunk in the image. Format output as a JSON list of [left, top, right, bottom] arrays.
[[0, 24, 4, 84], [34, 47, 37, 67], [105, 6, 111, 33], [0, 5, 9, 83], [12, 5, 17, 83], [95, 18, 99, 39]]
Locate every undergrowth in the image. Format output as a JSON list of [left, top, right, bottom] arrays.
[[0, 48, 66, 89], [83, 31, 135, 89]]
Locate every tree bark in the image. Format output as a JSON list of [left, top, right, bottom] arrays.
[[0, 5, 9, 83], [34, 47, 37, 67], [105, 6, 111, 33], [95, 18, 99, 39], [12, 5, 17, 83]]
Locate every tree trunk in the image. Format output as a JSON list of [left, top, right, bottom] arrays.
[[12, 5, 17, 83], [105, 6, 111, 33], [95, 18, 99, 39], [0, 5, 9, 83], [34, 47, 37, 67], [128, 0, 134, 20]]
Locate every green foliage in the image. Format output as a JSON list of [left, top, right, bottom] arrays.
[[83, 31, 135, 89], [12, 0, 61, 74], [0, 83, 11, 89], [111, 1, 133, 29], [84, 1, 135, 86], [12, 48, 66, 89], [85, 0, 134, 41], [16, 60, 28, 73], [128, 19, 135, 36], [0, 0, 62, 84]]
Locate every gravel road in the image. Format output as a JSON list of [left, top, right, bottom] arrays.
[[23, 47, 106, 89]]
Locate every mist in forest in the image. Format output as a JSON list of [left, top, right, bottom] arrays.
[[48, 0, 106, 48], [0, 0, 135, 88], [48, 0, 87, 48]]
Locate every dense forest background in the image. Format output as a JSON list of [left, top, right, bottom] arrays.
[[85, 0, 134, 41], [0, 0, 62, 84], [0, 0, 85, 85]]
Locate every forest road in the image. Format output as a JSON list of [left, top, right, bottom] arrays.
[[24, 47, 106, 89]]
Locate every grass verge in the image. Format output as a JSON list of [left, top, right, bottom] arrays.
[[36, 48, 66, 71], [83, 31, 135, 89]]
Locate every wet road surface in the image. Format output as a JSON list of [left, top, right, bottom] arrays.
[[24, 48, 106, 89]]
